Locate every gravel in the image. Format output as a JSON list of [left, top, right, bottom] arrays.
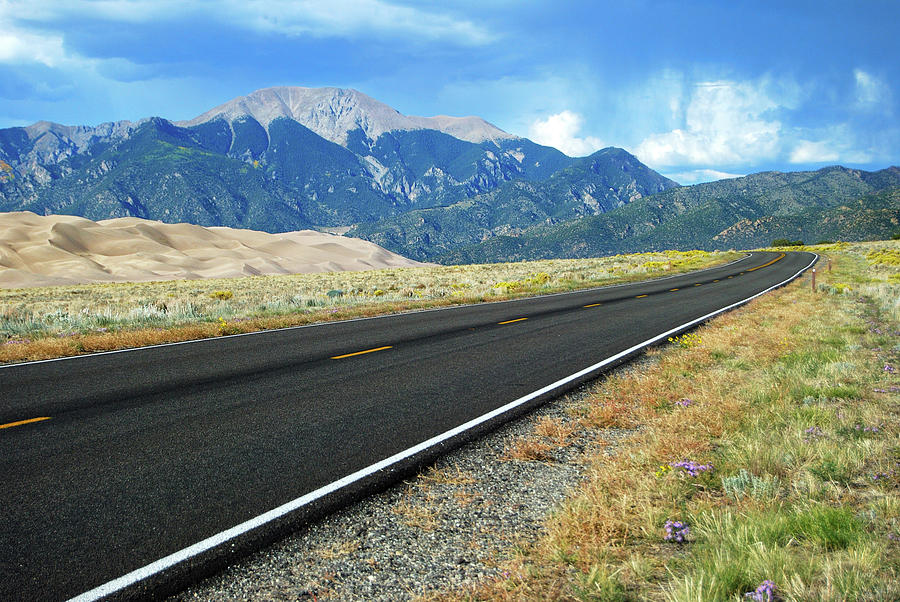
[[172, 358, 653, 601]]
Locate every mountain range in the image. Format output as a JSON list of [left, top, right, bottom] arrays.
[[0, 87, 673, 236], [1, 86, 897, 265], [435, 166, 900, 263]]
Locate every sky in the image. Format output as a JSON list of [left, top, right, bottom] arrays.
[[0, 0, 897, 184]]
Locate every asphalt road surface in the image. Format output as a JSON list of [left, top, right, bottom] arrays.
[[0, 251, 816, 601]]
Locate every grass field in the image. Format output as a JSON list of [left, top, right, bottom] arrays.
[[0, 249, 736, 364], [3, 239, 897, 598], [432, 240, 899, 601]]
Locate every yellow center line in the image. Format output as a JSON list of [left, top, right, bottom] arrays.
[[694, 283, 702, 286], [728, 276, 734, 279], [669, 288, 680, 291], [636, 294, 648, 298], [747, 253, 786, 271], [713, 279, 720, 282], [330, 346, 393, 360], [583, 303, 602, 308], [0, 416, 51, 430], [498, 318, 528, 325]]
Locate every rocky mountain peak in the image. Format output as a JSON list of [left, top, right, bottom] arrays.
[[177, 86, 516, 146]]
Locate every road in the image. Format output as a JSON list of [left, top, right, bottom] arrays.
[[0, 251, 816, 601]]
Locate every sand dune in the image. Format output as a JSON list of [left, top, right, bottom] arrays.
[[0, 212, 428, 288]]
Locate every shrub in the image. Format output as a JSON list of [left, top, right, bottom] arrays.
[[819, 282, 852, 295], [721, 469, 780, 500], [641, 260, 670, 270], [865, 248, 900, 266], [526, 272, 551, 286]]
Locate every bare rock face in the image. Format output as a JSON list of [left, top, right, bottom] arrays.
[[13, 120, 140, 174], [178, 86, 516, 146]]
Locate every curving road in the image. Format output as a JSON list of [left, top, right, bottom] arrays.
[[0, 251, 816, 601]]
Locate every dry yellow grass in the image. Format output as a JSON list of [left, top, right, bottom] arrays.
[[0, 249, 737, 364], [393, 491, 441, 532], [314, 539, 362, 560], [420, 464, 479, 487], [428, 240, 900, 601], [533, 416, 576, 446], [501, 438, 555, 463]]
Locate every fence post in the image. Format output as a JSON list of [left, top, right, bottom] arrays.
[[812, 268, 816, 292]]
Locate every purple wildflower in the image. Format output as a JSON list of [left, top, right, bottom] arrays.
[[671, 460, 714, 477], [854, 424, 880, 433], [804, 426, 825, 441], [675, 398, 693, 407], [664, 520, 690, 543], [744, 580, 778, 601], [885, 364, 896, 374]]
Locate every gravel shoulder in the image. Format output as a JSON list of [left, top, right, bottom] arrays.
[[172, 358, 654, 601]]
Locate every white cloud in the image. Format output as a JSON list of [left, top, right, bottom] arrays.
[[528, 110, 603, 157], [666, 169, 745, 185], [6, 0, 496, 45], [240, 0, 496, 44], [854, 69, 891, 110], [788, 139, 840, 164], [634, 79, 782, 167], [787, 135, 871, 165], [0, 20, 68, 67]]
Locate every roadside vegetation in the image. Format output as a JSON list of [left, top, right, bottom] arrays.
[[433, 240, 899, 601], [0, 249, 734, 364]]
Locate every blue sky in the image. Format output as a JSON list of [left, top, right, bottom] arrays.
[[0, 0, 896, 184]]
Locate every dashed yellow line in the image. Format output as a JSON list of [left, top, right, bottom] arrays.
[[747, 253, 786, 271], [669, 288, 680, 291], [0, 416, 51, 430], [322, 257, 784, 361], [330, 346, 393, 360], [498, 318, 528, 325]]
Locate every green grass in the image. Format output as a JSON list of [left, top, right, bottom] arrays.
[[442, 240, 899, 601]]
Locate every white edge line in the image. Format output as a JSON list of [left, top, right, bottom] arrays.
[[67, 253, 816, 602], [2, 253, 753, 370]]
